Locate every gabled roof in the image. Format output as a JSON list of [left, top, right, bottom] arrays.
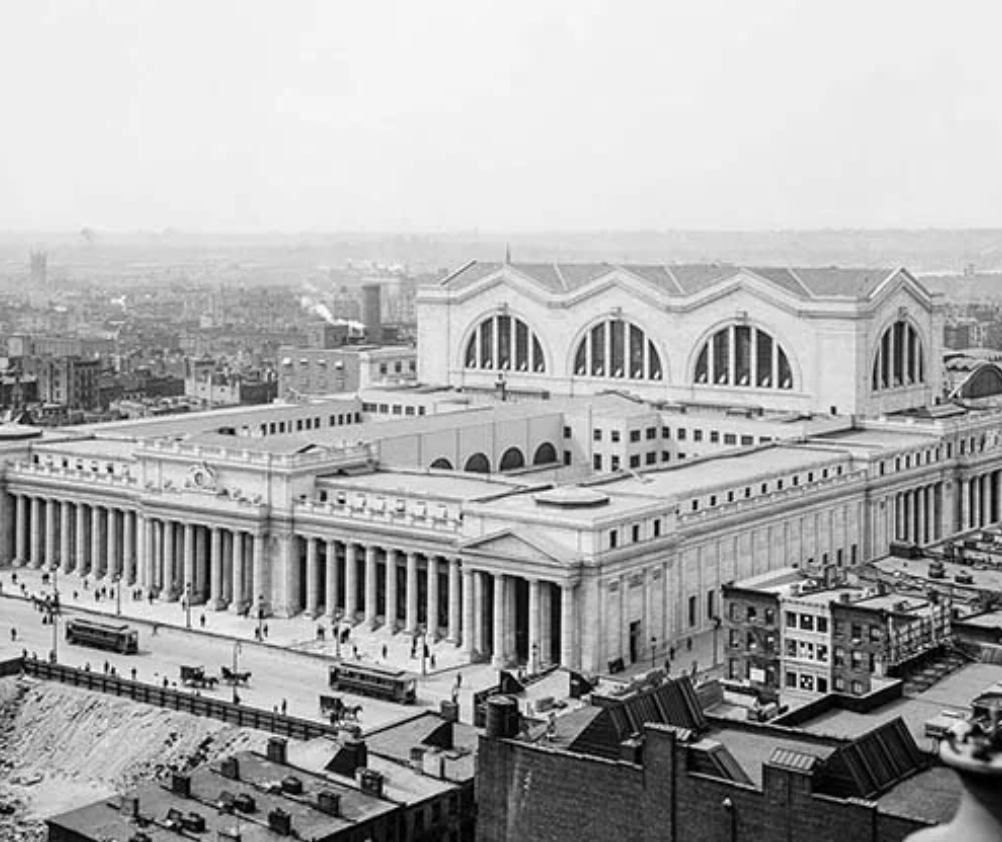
[[815, 717, 927, 799], [460, 528, 575, 567], [438, 260, 919, 302]]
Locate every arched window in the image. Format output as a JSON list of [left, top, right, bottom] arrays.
[[572, 319, 663, 381], [464, 453, 490, 473], [464, 314, 545, 373], [693, 325, 794, 390], [430, 457, 454, 470], [499, 447, 526, 471], [532, 442, 558, 465], [872, 321, 926, 391]]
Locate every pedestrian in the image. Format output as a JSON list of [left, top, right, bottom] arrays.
[[84, 662, 91, 672], [381, 644, 388, 660], [456, 672, 463, 687], [686, 637, 692, 652], [254, 627, 261, 641], [352, 644, 358, 659], [9, 628, 16, 642], [10, 572, 16, 584], [73, 590, 79, 601], [131, 667, 137, 681], [263, 623, 269, 639], [163, 677, 169, 688], [664, 658, 672, 675], [430, 654, 436, 669], [103, 660, 109, 674], [281, 699, 287, 715], [669, 645, 675, 661], [200, 613, 206, 629]]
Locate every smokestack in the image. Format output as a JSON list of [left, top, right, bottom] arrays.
[[362, 283, 382, 345]]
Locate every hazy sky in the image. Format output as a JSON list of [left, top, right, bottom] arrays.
[[1, 1, 1000, 232]]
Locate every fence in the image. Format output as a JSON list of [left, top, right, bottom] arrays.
[[0, 657, 22, 678], [18, 658, 339, 741]]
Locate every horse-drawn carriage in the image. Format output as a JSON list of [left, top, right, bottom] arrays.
[[220, 665, 252, 686], [319, 694, 363, 725], [180, 665, 219, 689]]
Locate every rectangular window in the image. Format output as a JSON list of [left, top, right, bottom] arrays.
[[785, 612, 796, 628], [593, 454, 602, 471], [724, 433, 737, 445], [653, 519, 661, 538], [707, 591, 716, 619], [851, 680, 863, 695], [593, 428, 602, 442], [817, 616, 828, 634], [645, 452, 656, 465], [611, 430, 621, 443], [688, 595, 697, 627], [662, 426, 671, 438], [786, 671, 797, 689], [729, 630, 740, 648], [632, 524, 641, 543], [611, 455, 621, 471], [563, 450, 571, 465], [629, 454, 641, 468], [609, 530, 618, 549], [800, 614, 814, 631], [834, 647, 845, 666], [693, 429, 703, 442], [563, 426, 572, 439], [662, 451, 670, 461], [709, 431, 719, 444], [746, 605, 757, 622], [630, 430, 641, 443], [740, 435, 753, 446]]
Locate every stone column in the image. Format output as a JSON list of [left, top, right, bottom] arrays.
[[210, 526, 224, 609], [221, 530, 233, 604], [540, 582, 553, 665], [344, 542, 358, 623], [122, 510, 134, 583], [473, 571, 485, 653], [14, 494, 27, 566], [90, 504, 102, 578], [44, 498, 57, 571], [137, 515, 149, 590], [306, 537, 319, 617], [107, 508, 120, 579], [972, 477, 981, 529], [961, 479, 970, 531], [30, 496, 42, 568], [75, 503, 86, 575], [462, 568, 475, 655], [325, 539, 339, 618], [384, 548, 398, 632], [252, 532, 267, 612], [364, 544, 378, 628], [405, 551, 419, 633], [492, 573, 505, 667], [231, 531, 245, 610], [528, 578, 541, 672], [183, 523, 195, 593], [163, 520, 177, 599], [59, 501, 71, 573], [427, 555, 440, 640], [195, 527, 208, 599], [560, 581, 576, 669], [447, 558, 461, 644]]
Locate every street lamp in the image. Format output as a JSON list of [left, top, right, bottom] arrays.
[[650, 635, 658, 670], [184, 584, 192, 630], [114, 574, 122, 616], [231, 641, 242, 703], [531, 642, 539, 676], [420, 627, 428, 676], [256, 595, 264, 641], [334, 608, 343, 660]]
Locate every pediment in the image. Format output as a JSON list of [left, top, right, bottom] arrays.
[[462, 529, 572, 567]]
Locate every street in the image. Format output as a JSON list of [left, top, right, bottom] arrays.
[[0, 595, 436, 730]]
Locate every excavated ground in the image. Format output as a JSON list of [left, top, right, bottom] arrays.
[[0, 676, 271, 842]]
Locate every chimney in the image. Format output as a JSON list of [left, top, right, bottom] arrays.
[[170, 772, 191, 798], [266, 737, 288, 765], [409, 746, 426, 771], [220, 757, 240, 780], [422, 749, 446, 779], [267, 808, 292, 836], [120, 795, 140, 818], [356, 768, 384, 798], [327, 737, 368, 778], [316, 790, 341, 817], [362, 283, 382, 345], [439, 700, 459, 724], [485, 695, 520, 739]]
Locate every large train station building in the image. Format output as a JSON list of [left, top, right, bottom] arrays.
[[3, 261, 1002, 674]]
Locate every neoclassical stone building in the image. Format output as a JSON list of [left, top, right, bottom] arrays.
[[1, 262, 1000, 674]]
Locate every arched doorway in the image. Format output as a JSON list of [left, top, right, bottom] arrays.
[[499, 447, 526, 471], [532, 442, 558, 465]]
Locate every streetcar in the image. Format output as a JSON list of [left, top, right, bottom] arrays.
[[65, 618, 140, 654], [328, 662, 417, 704]]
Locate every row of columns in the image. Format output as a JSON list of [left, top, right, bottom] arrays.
[[892, 482, 944, 546], [959, 470, 1002, 532]]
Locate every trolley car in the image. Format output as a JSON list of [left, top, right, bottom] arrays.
[[328, 662, 417, 704], [65, 618, 139, 654]]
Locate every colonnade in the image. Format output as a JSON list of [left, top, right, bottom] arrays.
[[892, 482, 945, 546], [958, 469, 1002, 532]]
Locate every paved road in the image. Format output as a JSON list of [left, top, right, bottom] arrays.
[[0, 595, 433, 731]]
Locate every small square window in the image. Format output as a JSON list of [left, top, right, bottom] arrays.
[[611, 431, 621, 443]]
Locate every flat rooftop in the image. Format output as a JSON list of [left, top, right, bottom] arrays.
[[33, 437, 138, 460], [318, 469, 530, 501], [794, 662, 1002, 745], [592, 444, 850, 500], [816, 427, 942, 450], [708, 725, 836, 787]]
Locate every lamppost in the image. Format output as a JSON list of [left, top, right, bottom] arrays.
[[256, 595, 264, 641], [184, 584, 192, 630], [531, 642, 539, 676], [650, 635, 658, 670], [231, 641, 242, 704], [420, 627, 428, 676], [712, 616, 722, 668], [334, 608, 343, 660], [114, 574, 122, 616]]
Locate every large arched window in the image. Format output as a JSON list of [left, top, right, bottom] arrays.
[[693, 324, 794, 390], [464, 314, 545, 373], [572, 318, 663, 380], [872, 320, 925, 391]]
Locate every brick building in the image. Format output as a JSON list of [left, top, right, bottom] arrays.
[[475, 680, 951, 842]]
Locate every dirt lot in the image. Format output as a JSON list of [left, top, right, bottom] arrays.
[[0, 676, 271, 841]]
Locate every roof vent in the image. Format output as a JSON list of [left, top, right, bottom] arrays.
[[170, 772, 191, 798], [281, 776, 303, 795], [233, 793, 256, 814], [316, 790, 341, 817], [357, 768, 384, 798], [220, 757, 240, 780], [181, 812, 206, 833], [267, 808, 292, 836]]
